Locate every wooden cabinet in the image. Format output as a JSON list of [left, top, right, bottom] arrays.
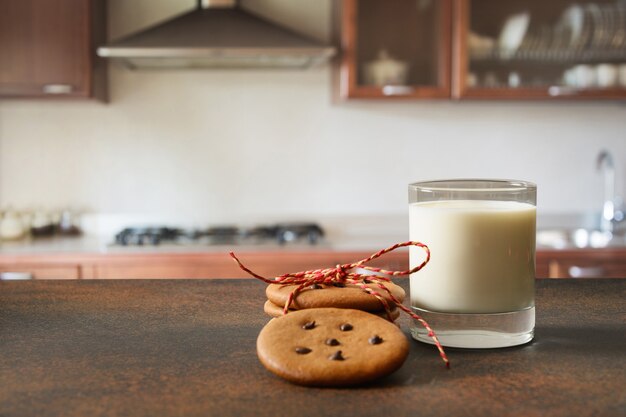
[[94, 251, 410, 279], [536, 249, 626, 278], [0, 264, 80, 279], [454, 0, 626, 99], [1, 249, 623, 280], [0, 250, 410, 280], [336, 0, 452, 99], [336, 0, 626, 100], [0, 0, 106, 100]]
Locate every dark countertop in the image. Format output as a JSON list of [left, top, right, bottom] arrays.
[[1, 279, 624, 417]]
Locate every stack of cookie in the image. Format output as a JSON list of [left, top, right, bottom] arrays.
[[263, 281, 405, 322]]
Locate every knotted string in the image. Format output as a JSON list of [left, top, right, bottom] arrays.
[[230, 241, 450, 368]]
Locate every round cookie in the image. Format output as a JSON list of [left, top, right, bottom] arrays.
[[256, 307, 409, 386], [266, 281, 405, 312], [263, 299, 400, 321]]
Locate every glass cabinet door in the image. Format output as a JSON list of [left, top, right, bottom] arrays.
[[454, 0, 626, 99], [338, 0, 452, 99]]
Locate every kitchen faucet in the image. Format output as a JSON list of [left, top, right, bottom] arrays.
[[596, 150, 624, 233]]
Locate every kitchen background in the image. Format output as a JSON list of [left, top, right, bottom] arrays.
[[0, 0, 625, 238]]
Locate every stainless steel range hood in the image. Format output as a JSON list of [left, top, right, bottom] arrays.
[[97, 0, 336, 69]]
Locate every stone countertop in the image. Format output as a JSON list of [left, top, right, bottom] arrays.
[[0, 279, 624, 417]]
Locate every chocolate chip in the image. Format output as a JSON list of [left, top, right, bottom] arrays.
[[325, 338, 340, 346], [329, 350, 344, 361], [302, 321, 316, 330], [308, 283, 322, 290], [295, 347, 312, 354], [369, 335, 383, 345], [332, 282, 346, 288], [340, 323, 353, 331]]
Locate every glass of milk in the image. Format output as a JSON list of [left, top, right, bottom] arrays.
[[408, 179, 536, 348]]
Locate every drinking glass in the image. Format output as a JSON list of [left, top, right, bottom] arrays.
[[408, 179, 536, 348]]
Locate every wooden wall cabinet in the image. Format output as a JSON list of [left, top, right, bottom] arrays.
[[454, 0, 626, 99], [0, 0, 106, 100], [337, 0, 626, 100], [336, 0, 452, 99]]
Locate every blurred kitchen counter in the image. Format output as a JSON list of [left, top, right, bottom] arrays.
[[1, 230, 625, 280], [0, 234, 416, 279], [0, 233, 416, 254]]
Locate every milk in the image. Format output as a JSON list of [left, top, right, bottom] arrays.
[[409, 200, 536, 314]]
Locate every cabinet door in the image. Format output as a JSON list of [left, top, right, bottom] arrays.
[[0, 0, 100, 98], [547, 259, 626, 278], [537, 249, 626, 278], [453, 0, 626, 99], [89, 251, 411, 279], [337, 0, 452, 99], [0, 264, 80, 279]]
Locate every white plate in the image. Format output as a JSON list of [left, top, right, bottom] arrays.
[[498, 12, 531, 58], [587, 3, 603, 47], [559, 4, 585, 47]]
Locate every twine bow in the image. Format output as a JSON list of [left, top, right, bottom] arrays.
[[230, 241, 449, 368]]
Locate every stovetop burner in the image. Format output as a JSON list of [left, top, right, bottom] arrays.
[[114, 223, 324, 247], [115, 227, 183, 246], [251, 223, 325, 245]]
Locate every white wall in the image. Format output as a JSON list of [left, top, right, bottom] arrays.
[[0, 0, 625, 229]]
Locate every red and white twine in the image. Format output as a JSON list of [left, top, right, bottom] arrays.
[[229, 241, 450, 368]]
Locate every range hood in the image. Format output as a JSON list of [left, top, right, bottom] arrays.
[[97, 0, 336, 69]]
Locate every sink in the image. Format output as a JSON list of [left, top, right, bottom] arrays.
[[536, 151, 625, 250], [537, 228, 626, 249]]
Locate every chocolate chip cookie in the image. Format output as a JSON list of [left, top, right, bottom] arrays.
[[265, 281, 405, 312], [256, 307, 409, 386]]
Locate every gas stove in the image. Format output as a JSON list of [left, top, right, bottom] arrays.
[[113, 223, 324, 247]]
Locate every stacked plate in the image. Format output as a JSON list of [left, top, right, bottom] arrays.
[[494, 2, 626, 58]]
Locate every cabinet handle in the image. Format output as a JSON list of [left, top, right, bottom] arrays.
[[42, 84, 73, 94], [1, 272, 33, 280], [382, 85, 415, 96], [568, 266, 605, 278]]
